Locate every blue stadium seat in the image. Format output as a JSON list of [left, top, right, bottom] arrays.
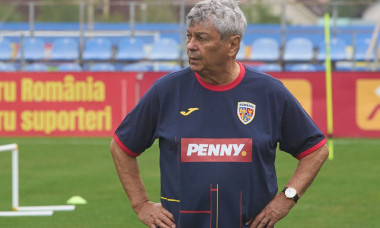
[[0, 37, 13, 61], [148, 38, 179, 60], [285, 64, 318, 72], [18, 37, 46, 61], [57, 63, 82, 72], [83, 37, 112, 61], [156, 63, 182, 72], [90, 63, 115, 71], [250, 38, 280, 61], [286, 33, 323, 48], [336, 65, 369, 71], [115, 38, 146, 61], [354, 38, 375, 61], [50, 38, 79, 61], [0, 63, 16, 71], [283, 37, 314, 61], [24, 63, 48, 72], [236, 42, 246, 61], [257, 63, 282, 72], [317, 38, 347, 61], [122, 63, 154, 72], [335, 62, 372, 71]]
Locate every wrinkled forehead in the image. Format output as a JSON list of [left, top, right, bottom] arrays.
[[187, 21, 220, 35], [188, 14, 212, 27]]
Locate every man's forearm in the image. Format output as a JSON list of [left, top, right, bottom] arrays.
[[285, 143, 329, 197], [110, 139, 176, 228], [248, 143, 329, 227], [110, 139, 149, 211]]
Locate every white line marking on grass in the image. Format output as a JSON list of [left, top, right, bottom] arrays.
[[0, 138, 111, 146]]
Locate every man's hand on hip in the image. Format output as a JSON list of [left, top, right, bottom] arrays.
[[135, 201, 176, 228], [246, 193, 295, 228]]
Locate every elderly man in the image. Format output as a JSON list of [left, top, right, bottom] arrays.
[[110, 0, 329, 227]]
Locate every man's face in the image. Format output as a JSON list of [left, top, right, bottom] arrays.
[[186, 22, 230, 74]]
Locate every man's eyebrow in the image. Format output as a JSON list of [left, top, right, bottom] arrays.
[[187, 29, 209, 34], [196, 32, 208, 35], [188, 31, 209, 37]]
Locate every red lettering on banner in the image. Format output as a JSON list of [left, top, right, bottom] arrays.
[[181, 138, 252, 162]]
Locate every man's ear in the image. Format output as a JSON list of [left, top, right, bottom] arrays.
[[228, 35, 242, 57]]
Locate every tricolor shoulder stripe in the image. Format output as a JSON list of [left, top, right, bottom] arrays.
[[113, 133, 140, 157], [296, 138, 327, 160]]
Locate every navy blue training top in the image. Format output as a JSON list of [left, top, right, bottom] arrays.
[[114, 62, 326, 228]]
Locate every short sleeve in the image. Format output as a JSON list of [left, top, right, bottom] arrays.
[[278, 84, 326, 159], [114, 84, 160, 157]]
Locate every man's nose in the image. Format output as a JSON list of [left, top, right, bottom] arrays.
[[187, 38, 197, 51]]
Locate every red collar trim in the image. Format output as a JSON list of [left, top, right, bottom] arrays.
[[195, 61, 245, 92]]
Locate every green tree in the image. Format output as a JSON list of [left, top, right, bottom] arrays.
[[331, 0, 370, 18], [142, 0, 178, 23], [241, 0, 281, 24], [0, 3, 26, 22], [36, 3, 80, 22]]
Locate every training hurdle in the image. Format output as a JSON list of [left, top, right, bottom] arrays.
[[0, 143, 75, 217]]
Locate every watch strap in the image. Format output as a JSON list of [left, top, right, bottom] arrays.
[[282, 187, 299, 203]]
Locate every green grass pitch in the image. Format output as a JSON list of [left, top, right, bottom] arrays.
[[0, 137, 379, 227]]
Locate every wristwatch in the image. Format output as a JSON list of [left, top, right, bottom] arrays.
[[282, 187, 299, 203]]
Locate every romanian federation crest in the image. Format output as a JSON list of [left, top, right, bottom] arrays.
[[237, 102, 256, 125]]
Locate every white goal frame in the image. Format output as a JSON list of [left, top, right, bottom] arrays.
[[0, 144, 75, 217]]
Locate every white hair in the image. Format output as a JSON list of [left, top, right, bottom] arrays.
[[186, 0, 247, 40]]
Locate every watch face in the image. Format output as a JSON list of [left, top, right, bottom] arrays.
[[285, 187, 297, 198]]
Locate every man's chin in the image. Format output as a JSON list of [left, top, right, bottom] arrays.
[[189, 65, 201, 73], [188, 62, 203, 72]]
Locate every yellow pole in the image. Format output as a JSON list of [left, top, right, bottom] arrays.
[[324, 13, 334, 160]]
